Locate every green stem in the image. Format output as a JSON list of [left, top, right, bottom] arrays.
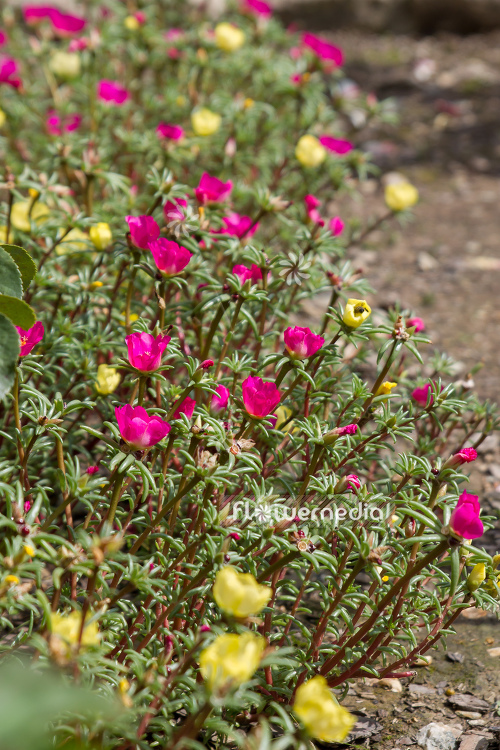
[[200, 299, 230, 360], [107, 472, 125, 528], [214, 297, 244, 378]]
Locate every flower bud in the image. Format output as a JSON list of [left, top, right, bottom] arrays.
[[385, 181, 419, 212], [295, 135, 326, 168], [49, 51, 81, 80], [466, 563, 486, 592], [89, 222, 112, 251]]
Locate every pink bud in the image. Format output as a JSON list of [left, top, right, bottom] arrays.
[[15, 322, 44, 357], [242, 0, 272, 18], [200, 624, 211, 632], [242, 376, 280, 419], [149, 238, 192, 277], [149, 562, 155, 571], [24, 500, 32, 513], [156, 122, 184, 141], [115, 405, 170, 449], [126, 215, 160, 249], [302, 33, 343, 66], [172, 397, 196, 420], [97, 80, 130, 106], [304, 194, 324, 227], [345, 474, 361, 491], [284, 326, 325, 360], [329, 216, 345, 236], [407, 317, 425, 332], [229, 532, 241, 541], [319, 135, 354, 155], [125, 332, 171, 373], [0, 57, 21, 88], [200, 359, 214, 369], [86, 466, 99, 475], [411, 383, 433, 407], [195, 172, 233, 204], [452, 447, 478, 465], [450, 491, 483, 539], [210, 385, 230, 413], [336, 423, 357, 436]]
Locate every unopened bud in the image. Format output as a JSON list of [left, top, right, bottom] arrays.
[[466, 563, 486, 592]]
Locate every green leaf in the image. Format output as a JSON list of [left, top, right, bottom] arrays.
[[0, 247, 23, 299], [0, 244, 37, 290], [0, 312, 20, 399], [0, 295, 35, 329]]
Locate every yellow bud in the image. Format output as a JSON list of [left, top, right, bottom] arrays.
[[0, 108, 5, 128], [385, 181, 419, 212], [10, 201, 50, 233], [49, 51, 81, 81], [5, 575, 20, 586], [191, 108, 221, 137], [467, 563, 486, 592], [23, 544, 35, 557], [120, 312, 139, 325], [95, 364, 121, 395], [243, 98, 254, 109], [215, 22, 245, 52], [28, 188, 40, 199], [88, 281, 103, 290], [213, 566, 272, 618], [376, 381, 398, 397], [293, 676, 355, 742], [382, 575, 389, 582], [124, 15, 140, 30], [295, 135, 326, 168], [342, 298, 372, 329], [89, 222, 112, 251], [119, 678, 130, 693], [199, 632, 265, 691], [492, 554, 500, 570]]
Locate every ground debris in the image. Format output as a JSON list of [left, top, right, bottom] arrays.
[[416, 722, 463, 750]]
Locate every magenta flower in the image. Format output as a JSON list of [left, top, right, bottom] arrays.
[[172, 397, 196, 420], [232, 264, 263, 285], [49, 9, 86, 35], [453, 447, 478, 465], [346, 474, 361, 491], [242, 376, 280, 419], [211, 384, 230, 413], [220, 213, 258, 240], [195, 172, 233, 204], [336, 423, 358, 436], [200, 359, 214, 369], [23, 6, 55, 23], [115, 405, 171, 450], [0, 30, 7, 46], [126, 215, 160, 249], [319, 136, 354, 155], [125, 332, 171, 373], [164, 198, 187, 223], [329, 216, 345, 236], [228, 531, 241, 541], [97, 80, 130, 105], [304, 195, 325, 227], [284, 326, 325, 360], [134, 11, 146, 24], [0, 57, 21, 88], [302, 33, 343, 66], [407, 317, 425, 332], [149, 238, 192, 277], [86, 466, 99, 475], [242, 0, 272, 17], [449, 491, 483, 539], [157, 122, 184, 141], [15, 322, 44, 356], [412, 383, 433, 407], [47, 111, 82, 135]]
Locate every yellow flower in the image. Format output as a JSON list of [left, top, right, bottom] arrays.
[[467, 563, 486, 592], [23, 544, 35, 557], [56, 228, 89, 255], [375, 381, 397, 397], [191, 108, 221, 136], [120, 312, 139, 325], [89, 222, 113, 251], [124, 15, 140, 30], [49, 51, 81, 80], [199, 632, 265, 691], [213, 566, 272, 618], [385, 182, 419, 212], [293, 676, 355, 742], [342, 299, 372, 329], [10, 201, 50, 232], [0, 225, 13, 244], [244, 98, 254, 109], [88, 281, 103, 290], [51, 611, 100, 649], [96, 364, 121, 395], [295, 135, 326, 168], [215, 22, 245, 52], [0, 109, 6, 128], [5, 575, 20, 586]]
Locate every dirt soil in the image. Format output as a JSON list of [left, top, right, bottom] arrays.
[[306, 28, 500, 749]]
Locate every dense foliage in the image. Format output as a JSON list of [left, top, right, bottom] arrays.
[[0, 2, 498, 749]]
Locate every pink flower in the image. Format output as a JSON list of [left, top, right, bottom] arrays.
[[125, 332, 171, 373], [0, 30, 7, 46], [407, 317, 425, 332], [134, 11, 146, 24], [242, 375, 280, 419], [200, 624, 211, 632], [290, 72, 302, 85], [346, 474, 361, 491], [24, 500, 31, 513], [304, 194, 324, 227], [195, 172, 233, 204], [242, 0, 272, 17], [15, 322, 44, 356], [453, 447, 478, 465], [86, 466, 99, 475], [0, 57, 21, 88], [149, 238, 192, 277], [220, 213, 258, 240], [232, 264, 263, 285], [23, 6, 55, 23], [336, 423, 358, 436], [157, 122, 184, 141], [329, 216, 344, 236], [68, 37, 89, 52], [302, 33, 343, 66], [164, 198, 188, 223], [211, 384, 230, 413], [97, 80, 129, 105], [229, 531, 241, 540], [449, 491, 483, 539], [47, 111, 81, 135], [126, 215, 160, 249], [200, 359, 214, 369], [319, 136, 354, 155], [115, 405, 171, 449], [172, 397, 196, 420], [412, 383, 433, 407], [49, 10, 86, 36], [284, 326, 325, 360], [165, 28, 183, 42]]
